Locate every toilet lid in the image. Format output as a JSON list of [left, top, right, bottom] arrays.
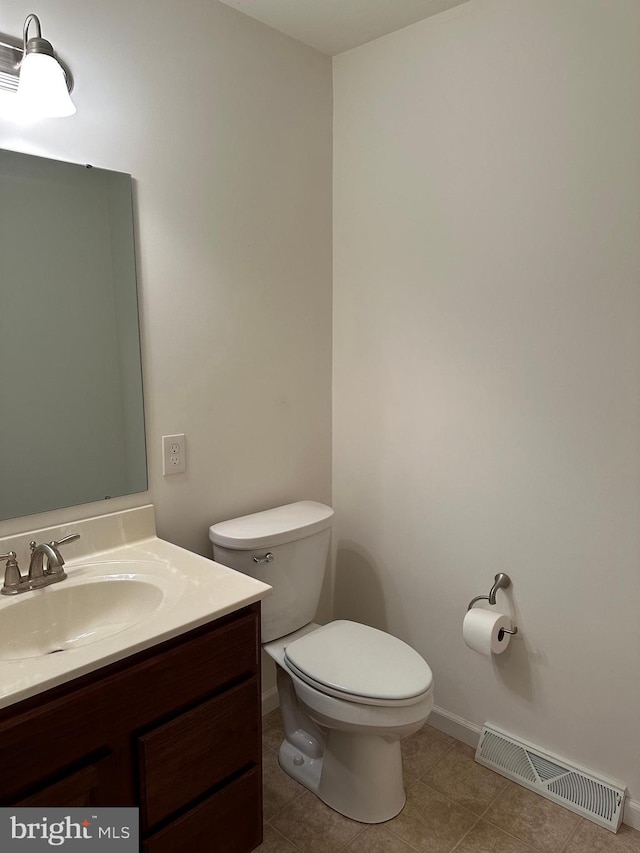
[[284, 621, 433, 702]]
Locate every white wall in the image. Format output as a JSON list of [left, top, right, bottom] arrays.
[[333, 0, 640, 801], [0, 0, 332, 551]]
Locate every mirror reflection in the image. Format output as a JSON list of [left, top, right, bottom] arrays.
[[0, 149, 147, 520]]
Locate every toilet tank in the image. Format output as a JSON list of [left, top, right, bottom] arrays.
[[209, 501, 334, 643]]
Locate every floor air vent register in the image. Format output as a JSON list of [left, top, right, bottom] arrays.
[[475, 724, 625, 832]]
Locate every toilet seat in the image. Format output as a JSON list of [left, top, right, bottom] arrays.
[[284, 620, 433, 707]]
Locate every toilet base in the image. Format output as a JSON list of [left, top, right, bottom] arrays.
[[278, 738, 323, 794], [278, 730, 406, 824], [265, 629, 431, 824]]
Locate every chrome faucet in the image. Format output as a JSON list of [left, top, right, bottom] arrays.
[[28, 542, 65, 580], [0, 533, 80, 595]]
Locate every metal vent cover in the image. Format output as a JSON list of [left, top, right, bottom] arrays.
[[476, 724, 625, 832], [0, 41, 20, 93]]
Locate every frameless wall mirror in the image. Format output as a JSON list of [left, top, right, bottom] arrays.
[[0, 148, 147, 520]]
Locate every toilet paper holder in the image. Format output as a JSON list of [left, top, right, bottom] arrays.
[[467, 573, 518, 635]]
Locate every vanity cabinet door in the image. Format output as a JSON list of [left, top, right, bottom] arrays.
[[16, 755, 115, 808], [143, 767, 261, 853], [138, 679, 260, 829]]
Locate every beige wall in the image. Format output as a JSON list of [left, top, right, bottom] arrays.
[[0, 0, 332, 551], [333, 0, 640, 802]]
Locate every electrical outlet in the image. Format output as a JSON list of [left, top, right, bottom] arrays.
[[162, 434, 186, 475]]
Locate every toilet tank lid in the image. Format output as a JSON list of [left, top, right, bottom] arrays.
[[209, 501, 334, 549]]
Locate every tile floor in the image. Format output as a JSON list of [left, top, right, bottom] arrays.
[[257, 710, 640, 853]]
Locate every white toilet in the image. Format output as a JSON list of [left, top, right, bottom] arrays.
[[209, 501, 434, 823]]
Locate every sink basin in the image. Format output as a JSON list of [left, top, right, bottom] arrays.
[[0, 508, 271, 710], [0, 572, 178, 661]]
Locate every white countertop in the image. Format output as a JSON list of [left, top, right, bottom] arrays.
[[0, 506, 271, 710]]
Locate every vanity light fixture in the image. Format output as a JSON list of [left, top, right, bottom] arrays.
[[0, 13, 75, 118]]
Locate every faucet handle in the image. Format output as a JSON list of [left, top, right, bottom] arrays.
[[0, 552, 23, 594], [42, 533, 80, 574], [50, 533, 80, 548]]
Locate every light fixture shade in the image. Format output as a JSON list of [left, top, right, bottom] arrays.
[[17, 51, 75, 117]]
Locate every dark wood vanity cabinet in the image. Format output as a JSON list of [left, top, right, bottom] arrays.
[[0, 603, 263, 852]]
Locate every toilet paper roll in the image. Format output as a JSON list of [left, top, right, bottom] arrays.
[[463, 608, 513, 655]]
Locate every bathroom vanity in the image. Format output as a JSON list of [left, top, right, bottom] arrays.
[[0, 506, 270, 852]]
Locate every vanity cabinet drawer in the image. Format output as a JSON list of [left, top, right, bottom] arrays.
[[125, 609, 259, 716], [143, 767, 262, 853], [16, 757, 109, 808], [138, 679, 260, 829]]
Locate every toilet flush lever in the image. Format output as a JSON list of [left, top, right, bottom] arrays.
[[253, 552, 274, 565]]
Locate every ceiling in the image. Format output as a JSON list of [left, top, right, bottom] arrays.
[[217, 0, 471, 56]]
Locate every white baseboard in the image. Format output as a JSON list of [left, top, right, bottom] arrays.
[[261, 686, 279, 716], [624, 798, 640, 831], [428, 705, 482, 749]]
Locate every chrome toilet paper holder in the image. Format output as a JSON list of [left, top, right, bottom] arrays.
[[467, 573, 518, 636]]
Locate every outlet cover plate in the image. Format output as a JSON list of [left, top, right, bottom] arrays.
[[162, 434, 186, 475]]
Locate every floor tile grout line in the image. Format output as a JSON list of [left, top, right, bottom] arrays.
[[265, 787, 308, 824], [334, 822, 368, 853], [405, 732, 513, 822], [409, 739, 458, 783], [405, 777, 491, 819], [557, 817, 582, 852], [456, 747, 585, 853], [447, 816, 482, 853], [268, 791, 370, 853], [410, 731, 504, 787], [386, 773, 547, 853], [384, 778, 480, 851], [382, 823, 432, 853], [419, 739, 575, 853], [426, 729, 459, 747], [384, 819, 442, 853], [266, 823, 307, 852], [474, 775, 511, 820], [447, 805, 545, 853], [479, 811, 574, 853]]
